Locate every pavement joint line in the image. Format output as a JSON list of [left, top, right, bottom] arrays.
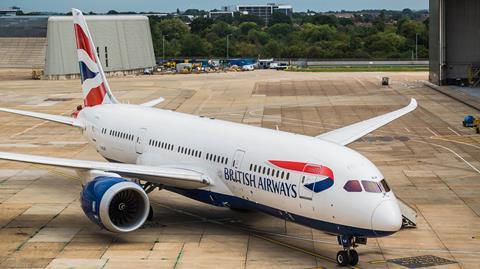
[[447, 127, 461, 136], [411, 139, 480, 218], [412, 139, 480, 174], [172, 242, 185, 269], [152, 202, 359, 268], [415, 207, 459, 265], [368, 260, 387, 264], [243, 233, 250, 269], [426, 127, 439, 136], [430, 136, 480, 150]]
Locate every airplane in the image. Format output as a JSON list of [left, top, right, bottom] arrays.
[[0, 9, 418, 267]]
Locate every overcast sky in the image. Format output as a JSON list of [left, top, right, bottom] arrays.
[[2, 0, 428, 13]]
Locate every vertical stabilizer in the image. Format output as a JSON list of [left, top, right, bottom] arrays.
[[72, 8, 118, 107]]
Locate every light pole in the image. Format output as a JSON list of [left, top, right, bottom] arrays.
[[226, 34, 232, 60], [162, 35, 166, 65], [415, 33, 418, 61]]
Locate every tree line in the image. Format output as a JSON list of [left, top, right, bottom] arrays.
[[147, 10, 429, 60]]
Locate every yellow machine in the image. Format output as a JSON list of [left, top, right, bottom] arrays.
[[31, 69, 43, 80], [163, 61, 176, 69], [462, 115, 480, 133]]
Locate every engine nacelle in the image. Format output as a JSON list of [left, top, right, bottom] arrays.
[[81, 176, 150, 233]]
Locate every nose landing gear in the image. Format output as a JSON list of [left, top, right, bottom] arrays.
[[336, 249, 358, 266], [336, 235, 366, 266]]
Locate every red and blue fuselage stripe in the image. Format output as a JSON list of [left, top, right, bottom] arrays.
[[269, 160, 335, 193]]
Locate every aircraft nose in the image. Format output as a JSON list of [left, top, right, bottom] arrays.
[[371, 200, 402, 235]]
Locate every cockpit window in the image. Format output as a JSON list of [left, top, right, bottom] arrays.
[[380, 179, 391, 192], [343, 180, 363, 192], [361, 180, 382, 193]]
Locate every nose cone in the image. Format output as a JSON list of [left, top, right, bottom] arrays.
[[371, 200, 402, 236]]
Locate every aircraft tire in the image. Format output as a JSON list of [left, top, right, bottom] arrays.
[[349, 249, 359, 266], [336, 250, 349, 266]]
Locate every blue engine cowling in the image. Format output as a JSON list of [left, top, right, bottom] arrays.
[[81, 176, 150, 233]]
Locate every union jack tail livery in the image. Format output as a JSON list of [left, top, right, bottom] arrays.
[[72, 8, 117, 107]]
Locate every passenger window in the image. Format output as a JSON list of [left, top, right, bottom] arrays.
[[344, 180, 363, 192], [262, 167, 266, 174], [286, 173, 290, 180], [361, 181, 382, 193], [276, 170, 280, 177], [281, 171, 284, 179]]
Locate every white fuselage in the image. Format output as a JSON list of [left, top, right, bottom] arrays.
[[78, 104, 402, 237]]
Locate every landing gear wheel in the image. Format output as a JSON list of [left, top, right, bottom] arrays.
[[348, 249, 359, 266], [147, 205, 153, 221], [336, 250, 349, 266]]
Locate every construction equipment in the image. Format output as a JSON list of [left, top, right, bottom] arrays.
[[31, 69, 43, 80], [163, 61, 176, 69], [462, 115, 480, 133], [382, 77, 389, 86]]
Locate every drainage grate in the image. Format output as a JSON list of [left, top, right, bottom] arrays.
[[388, 255, 456, 268]]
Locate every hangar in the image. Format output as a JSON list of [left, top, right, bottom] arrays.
[[0, 15, 155, 79], [429, 0, 480, 86], [45, 15, 155, 79]]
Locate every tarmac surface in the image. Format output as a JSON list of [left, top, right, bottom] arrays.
[[0, 69, 479, 268]]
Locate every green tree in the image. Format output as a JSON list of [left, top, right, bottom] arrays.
[[235, 42, 259, 57], [157, 18, 189, 40], [239, 22, 259, 36], [181, 34, 211, 56], [190, 17, 214, 34], [308, 14, 338, 27], [262, 40, 282, 58], [268, 23, 293, 39], [269, 11, 292, 26], [247, 29, 269, 45], [301, 24, 337, 42], [365, 32, 406, 58], [208, 21, 235, 37]]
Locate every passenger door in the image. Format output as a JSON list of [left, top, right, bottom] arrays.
[[135, 128, 147, 154], [232, 150, 245, 169], [298, 164, 319, 200]]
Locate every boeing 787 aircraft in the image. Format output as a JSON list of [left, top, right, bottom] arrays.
[[0, 9, 417, 266]]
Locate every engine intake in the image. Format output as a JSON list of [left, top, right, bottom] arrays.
[[81, 176, 150, 233]]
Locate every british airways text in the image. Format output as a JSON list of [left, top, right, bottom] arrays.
[[224, 168, 297, 198]]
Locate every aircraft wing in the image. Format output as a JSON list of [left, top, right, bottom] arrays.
[[0, 107, 84, 128], [0, 151, 209, 189], [316, 98, 417, 146]]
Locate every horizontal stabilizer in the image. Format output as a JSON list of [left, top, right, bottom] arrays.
[[0, 107, 84, 128]]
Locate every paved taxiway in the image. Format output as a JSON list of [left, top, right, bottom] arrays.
[[0, 70, 479, 268]]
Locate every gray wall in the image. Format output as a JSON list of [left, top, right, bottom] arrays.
[[45, 15, 155, 76], [430, 0, 480, 85]]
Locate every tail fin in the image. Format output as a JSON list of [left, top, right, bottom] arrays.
[[72, 8, 118, 107]]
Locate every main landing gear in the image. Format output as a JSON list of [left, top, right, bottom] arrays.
[[336, 235, 366, 266]]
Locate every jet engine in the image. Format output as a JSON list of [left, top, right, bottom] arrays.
[[80, 176, 150, 233]]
